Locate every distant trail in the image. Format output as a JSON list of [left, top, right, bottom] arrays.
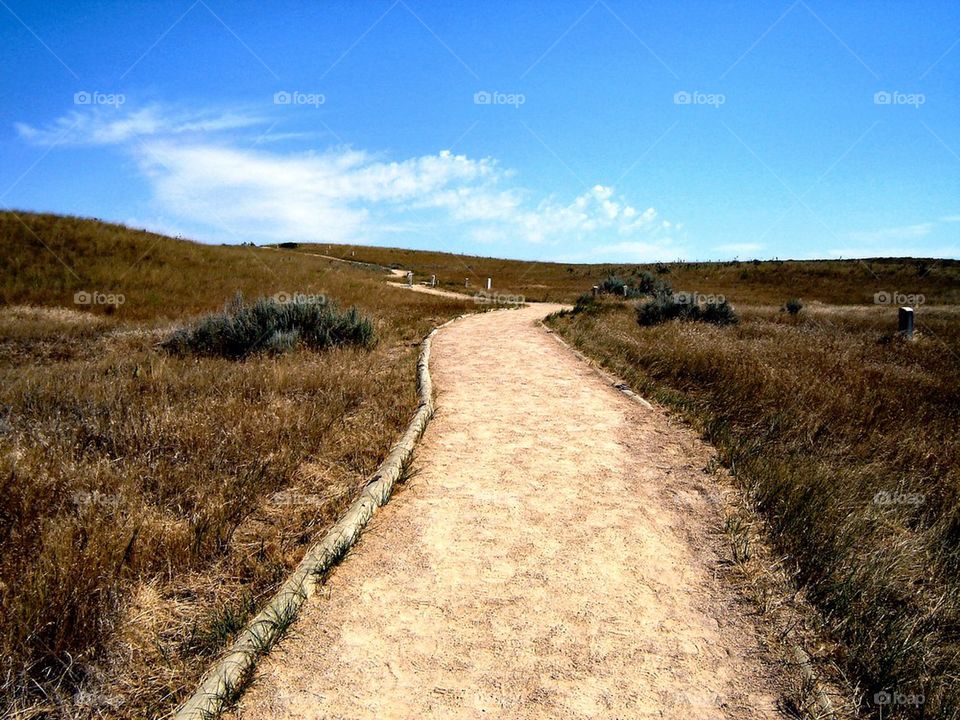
[[269, 247, 473, 300], [228, 304, 790, 719]]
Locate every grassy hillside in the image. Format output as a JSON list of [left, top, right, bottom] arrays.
[[298, 240, 960, 306], [0, 212, 474, 719]]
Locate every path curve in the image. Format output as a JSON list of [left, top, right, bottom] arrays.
[[228, 304, 789, 719]]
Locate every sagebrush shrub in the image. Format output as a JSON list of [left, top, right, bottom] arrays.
[[598, 272, 672, 299], [636, 293, 738, 327], [162, 294, 375, 359]]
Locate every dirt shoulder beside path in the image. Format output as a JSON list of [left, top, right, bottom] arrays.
[[228, 304, 792, 719]]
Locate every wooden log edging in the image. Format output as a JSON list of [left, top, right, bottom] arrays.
[[172, 320, 453, 720]]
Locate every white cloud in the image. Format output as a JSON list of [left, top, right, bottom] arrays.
[[16, 106, 264, 146], [17, 106, 680, 252]]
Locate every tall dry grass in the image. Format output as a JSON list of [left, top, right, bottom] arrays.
[[548, 301, 960, 719], [0, 211, 474, 718]]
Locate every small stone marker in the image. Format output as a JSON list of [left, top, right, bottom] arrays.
[[430, 274, 436, 287], [899, 306, 914, 339], [592, 285, 599, 296], [623, 285, 629, 297], [486, 278, 492, 290], [465, 278, 470, 288], [406, 271, 413, 287]]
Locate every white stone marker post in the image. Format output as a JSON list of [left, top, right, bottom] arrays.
[[899, 306, 915, 339], [406, 271, 413, 287], [486, 278, 492, 290]]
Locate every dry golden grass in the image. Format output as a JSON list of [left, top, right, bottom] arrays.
[[0, 212, 474, 718], [547, 300, 960, 719], [301, 241, 960, 306], [5, 211, 958, 719]]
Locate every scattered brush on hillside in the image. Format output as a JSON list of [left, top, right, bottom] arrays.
[[596, 271, 671, 298], [636, 292, 739, 326], [162, 294, 375, 359], [301, 240, 960, 306]]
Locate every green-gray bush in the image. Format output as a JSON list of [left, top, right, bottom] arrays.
[[162, 295, 375, 359], [636, 294, 738, 327]]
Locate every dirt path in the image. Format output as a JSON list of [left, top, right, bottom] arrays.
[[228, 304, 790, 719], [288, 248, 473, 299]]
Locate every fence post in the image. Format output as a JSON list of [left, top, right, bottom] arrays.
[[899, 306, 914, 339]]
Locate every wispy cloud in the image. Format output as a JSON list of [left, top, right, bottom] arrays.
[[16, 106, 265, 146], [16, 105, 681, 252]]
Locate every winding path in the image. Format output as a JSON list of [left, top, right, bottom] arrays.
[[228, 304, 789, 719]]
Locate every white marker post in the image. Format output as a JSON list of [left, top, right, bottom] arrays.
[[430, 274, 437, 287], [406, 271, 413, 287], [486, 278, 492, 290], [623, 285, 629, 297], [465, 278, 470, 288], [899, 306, 915, 339]]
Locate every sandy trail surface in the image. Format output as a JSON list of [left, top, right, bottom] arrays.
[[229, 304, 789, 719]]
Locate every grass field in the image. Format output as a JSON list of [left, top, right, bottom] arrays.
[[547, 299, 960, 719], [0, 212, 474, 718], [4, 211, 958, 719], [300, 241, 960, 306]]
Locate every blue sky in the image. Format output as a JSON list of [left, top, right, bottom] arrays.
[[1, 0, 958, 262]]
